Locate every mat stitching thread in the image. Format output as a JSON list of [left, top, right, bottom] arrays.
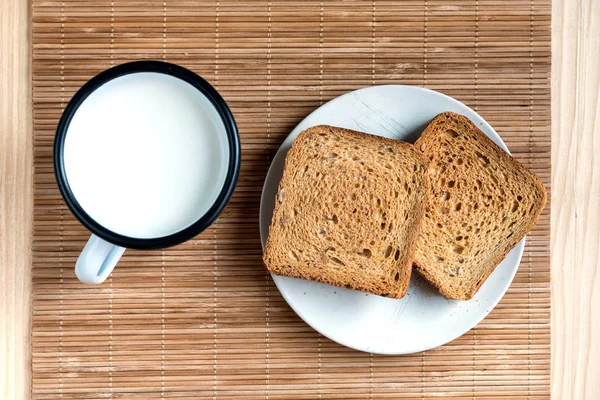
[[215, 2, 220, 88], [59, 1, 65, 396], [420, 350, 424, 399], [212, 227, 218, 400], [110, 1, 114, 64], [472, 2, 479, 398], [318, 2, 324, 397], [160, 3, 168, 398], [369, 352, 374, 399], [319, 0, 323, 104], [59, 210, 64, 399], [109, 271, 113, 398], [371, 0, 375, 86], [423, 0, 428, 87], [162, 0, 167, 61], [528, 1, 534, 398], [421, 2, 427, 395], [369, 2, 376, 398], [212, 5, 220, 400], [108, 3, 115, 398], [161, 253, 166, 399], [265, 2, 272, 399], [474, 0, 479, 112]]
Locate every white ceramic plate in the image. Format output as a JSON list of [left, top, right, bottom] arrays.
[[259, 85, 524, 354]]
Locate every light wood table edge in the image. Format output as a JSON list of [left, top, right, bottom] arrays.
[[0, 0, 33, 399], [551, 0, 600, 398]]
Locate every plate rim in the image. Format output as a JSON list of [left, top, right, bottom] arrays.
[[259, 84, 524, 354]]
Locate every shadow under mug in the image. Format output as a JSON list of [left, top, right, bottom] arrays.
[[54, 61, 241, 284]]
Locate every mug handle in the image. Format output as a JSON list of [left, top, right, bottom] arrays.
[[75, 234, 126, 284]]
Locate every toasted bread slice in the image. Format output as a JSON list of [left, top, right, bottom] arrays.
[[413, 112, 547, 300], [263, 125, 428, 298]]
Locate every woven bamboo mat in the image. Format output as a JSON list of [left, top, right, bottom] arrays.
[[31, 1, 551, 398]]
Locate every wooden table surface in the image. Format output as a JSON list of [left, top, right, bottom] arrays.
[[1, 0, 598, 398]]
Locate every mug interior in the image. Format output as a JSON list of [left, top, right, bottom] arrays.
[[54, 61, 240, 249]]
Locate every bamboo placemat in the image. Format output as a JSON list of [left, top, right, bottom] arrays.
[[31, 1, 551, 398]]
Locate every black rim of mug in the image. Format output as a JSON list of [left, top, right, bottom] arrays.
[[54, 60, 241, 250]]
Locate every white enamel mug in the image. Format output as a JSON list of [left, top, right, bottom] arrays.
[[54, 61, 240, 284]]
